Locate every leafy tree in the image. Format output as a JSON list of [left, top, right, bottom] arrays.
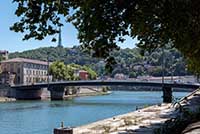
[[0, 66, 2, 74], [11, 0, 200, 73], [187, 60, 200, 82], [149, 67, 163, 77], [0, 55, 5, 74], [82, 65, 97, 80], [49, 61, 97, 81], [9, 46, 189, 77], [129, 71, 137, 78], [49, 61, 70, 81], [0, 55, 5, 61]]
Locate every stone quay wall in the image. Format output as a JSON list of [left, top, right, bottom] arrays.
[[73, 88, 200, 134]]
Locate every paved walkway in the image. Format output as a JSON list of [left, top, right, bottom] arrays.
[[182, 121, 200, 134], [0, 97, 16, 102], [73, 89, 200, 134]]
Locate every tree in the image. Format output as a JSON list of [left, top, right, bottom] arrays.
[[0, 55, 4, 74], [129, 71, 137, 78], [9, 46, 189, 77], [82, 65, 97, 80], [11, 0, 200, 73], [0, 67, 1, 76], [49, 61, 70, 81], [49, 61, 97, 80], [0, 55, 5, 62]]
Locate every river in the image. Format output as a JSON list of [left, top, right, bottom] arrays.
[[0, 91, 189, 134]]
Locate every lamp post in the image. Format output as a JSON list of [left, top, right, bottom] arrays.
[[161, 46, 165, 86], [170, 56, 175, 83]]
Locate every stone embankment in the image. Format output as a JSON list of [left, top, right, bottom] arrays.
[[41, 86, 109, 100], [0, 97, 16, 102], [72, 88, 200, 134], [0, 84, 16, 102], [64, 86, 109, 99], [182, 121, 200, 134]]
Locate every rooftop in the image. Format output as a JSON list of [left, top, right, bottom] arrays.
[[0, 50, 8, 54], [1, 58, 48, 65]]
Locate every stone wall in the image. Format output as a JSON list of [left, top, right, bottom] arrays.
[[0, 84, 15, 97], [72, 88, 200, 134]]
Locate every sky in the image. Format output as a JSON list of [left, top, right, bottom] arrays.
[[0, 1, 137, 53]]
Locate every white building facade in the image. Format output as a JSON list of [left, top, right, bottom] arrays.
[[0, 58, 51, 85]]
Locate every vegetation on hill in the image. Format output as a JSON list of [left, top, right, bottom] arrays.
[[49, 61, 97, 81], [11, 1, 200, 75], [0, 55, 5, 61], [0, 55, 4, 74], [9, 46, 190, 78]]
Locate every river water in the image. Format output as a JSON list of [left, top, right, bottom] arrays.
[[0, 91, 189, 134]]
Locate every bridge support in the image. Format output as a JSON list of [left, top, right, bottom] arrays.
[[163, 86, 172, 103], [49, 85, 65, 100], [15, 88, 43, 100]]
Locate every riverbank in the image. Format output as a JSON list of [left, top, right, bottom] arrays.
[[72, 88, 200, 134], [0, 84, 16, 102], [0, 97, 16, 102], [41, 86, 110, 100]]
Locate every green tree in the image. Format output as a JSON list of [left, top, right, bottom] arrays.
[[0, 55, 5, 61], [0, 65, 2, 74], [82, 65, 97, 80], [49, 61, 70, 81], [149, 67, 163, 77], [129, 71, 137, 78], [0, 55, 4, 74], [11, 0, 200, 73]]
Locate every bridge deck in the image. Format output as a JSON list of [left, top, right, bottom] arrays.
[[11, 80, 199, 90]]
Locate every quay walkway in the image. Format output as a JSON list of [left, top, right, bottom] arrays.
[[59, 88, 200, 134]]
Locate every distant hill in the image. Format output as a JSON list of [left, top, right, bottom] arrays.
[[9, 46, 190, 77]]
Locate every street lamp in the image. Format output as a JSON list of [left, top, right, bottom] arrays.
[[170, 56, 175, 83], [161, 46, 165, 86]]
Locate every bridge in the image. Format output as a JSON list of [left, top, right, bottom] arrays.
[[11, 80, 200, 103]]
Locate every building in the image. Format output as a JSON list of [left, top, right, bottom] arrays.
[[79, 70, 89, 80], [74, 69, 89, 80], [0, 58, 51, 85], [114, 73, 128, 80], [0, 50, 9, 60]]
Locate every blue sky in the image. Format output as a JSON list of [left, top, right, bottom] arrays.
[[0, 1, 137, 52]]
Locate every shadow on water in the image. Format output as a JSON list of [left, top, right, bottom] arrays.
[[6, 105, 44, 111]]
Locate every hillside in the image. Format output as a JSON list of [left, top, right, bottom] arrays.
[[9, 46, 190, 77]]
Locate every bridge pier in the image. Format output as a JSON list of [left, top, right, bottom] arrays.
[[49, 85, 66, 100], [163, 86, 172, 103], [15, 88, 43, 100]]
